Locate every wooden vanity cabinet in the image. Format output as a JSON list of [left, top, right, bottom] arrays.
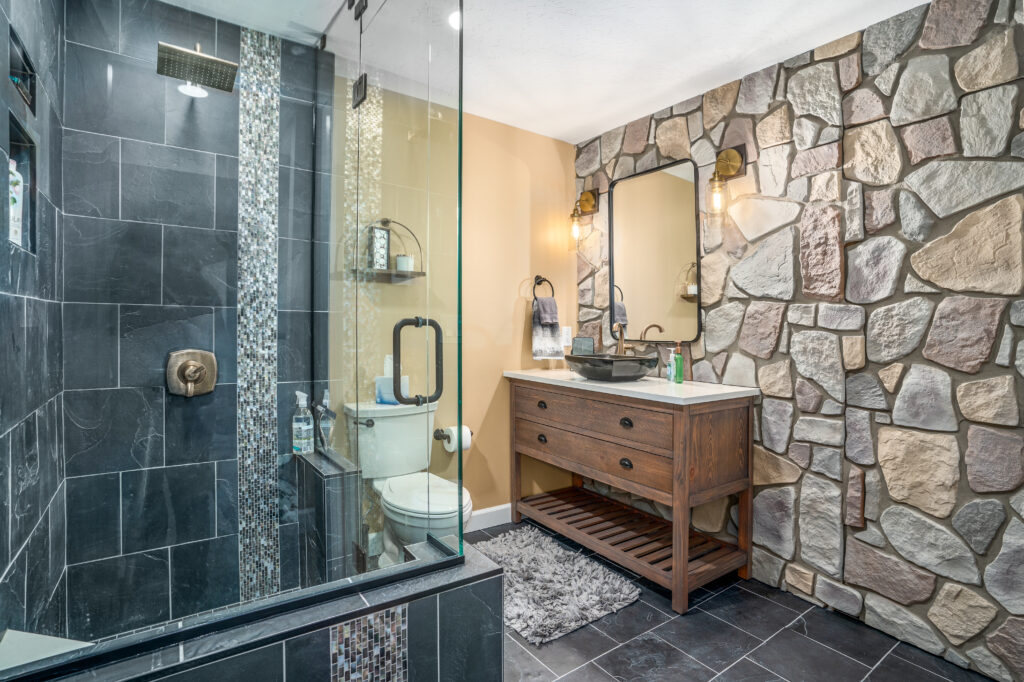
[[508, 379, 754, 614]]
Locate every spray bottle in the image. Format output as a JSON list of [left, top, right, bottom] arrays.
[[292, 391, 314, 455]]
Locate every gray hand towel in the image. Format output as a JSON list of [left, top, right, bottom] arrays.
[[532, 299, 564, 360], [613, 301, 628, 326], [535, 296, 559, 325]]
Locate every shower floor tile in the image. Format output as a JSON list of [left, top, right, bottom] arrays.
[[475, 521, 983, 682]]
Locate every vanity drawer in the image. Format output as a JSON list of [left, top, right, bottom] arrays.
[[514, 418, 672, 498], [515, 385, 674, 452]]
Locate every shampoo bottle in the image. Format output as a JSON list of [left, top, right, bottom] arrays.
[[9, 159, 23, 246], [292, 391, 314, 455], [673, 343, 685, 384], [665, 349, 675, 382]]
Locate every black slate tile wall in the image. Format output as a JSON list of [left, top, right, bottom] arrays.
[[0, 0, 67, 642], [59, 0, 244, 639], [408, 594, 439, 682], [295, 455, 359, 589], [438, 577, 504, 682], [67, 549, 171, 640], [0, 0, 328, 651], [62, 217, 163, 304], [119, 141, 217, 227], [54, 0, 322, 642], [133, 572, 502, 681], [278, 36, 330, 589], [169, 535, 240, 619]]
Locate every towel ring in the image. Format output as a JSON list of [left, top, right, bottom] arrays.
[[533, 275, 555, 299], [614, 285, 624, 301]]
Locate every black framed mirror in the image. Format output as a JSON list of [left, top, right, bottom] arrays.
[[608, 158, 701, 344]]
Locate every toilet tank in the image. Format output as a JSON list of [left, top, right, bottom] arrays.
[[343, 402, 438, 479]]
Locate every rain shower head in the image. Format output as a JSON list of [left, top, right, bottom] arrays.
[[156, 42, 238, 94]]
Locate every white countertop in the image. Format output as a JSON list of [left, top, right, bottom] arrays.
[[503, 369, 760, 406]]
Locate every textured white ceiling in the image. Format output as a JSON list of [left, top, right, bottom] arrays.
[[161, 0, 339, 45], [164, 0, 926, 143], [464, 0, 926, 143]]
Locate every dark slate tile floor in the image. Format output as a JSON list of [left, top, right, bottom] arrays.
[[472, 521, 991, 682]]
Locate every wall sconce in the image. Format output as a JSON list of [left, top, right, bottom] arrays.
[[707, 146, 746, 216], [570, 189, 598, 249]]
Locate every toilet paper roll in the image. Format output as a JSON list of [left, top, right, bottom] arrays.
[[442, 425, 472, 453]]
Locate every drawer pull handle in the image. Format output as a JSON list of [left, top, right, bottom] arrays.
[[620, 417, 634, 429], [537, 400, 547, 409], [537, 434, 548, 444], [619, 457, 633, 470]]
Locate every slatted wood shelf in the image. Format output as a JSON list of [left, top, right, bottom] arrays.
[[518, 487, 746, 591]]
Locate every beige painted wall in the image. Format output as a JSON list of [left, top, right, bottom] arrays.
[[460, 113, 578, 509], [324, 87, 579, 511]]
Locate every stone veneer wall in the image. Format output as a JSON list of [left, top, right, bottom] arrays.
[[575, 2, 1024, 679]]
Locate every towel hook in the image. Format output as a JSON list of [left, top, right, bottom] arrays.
[[614, 285, 624, 301], [533, 275, 555, 299]]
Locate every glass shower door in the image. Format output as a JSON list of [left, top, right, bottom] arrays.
[[328, 0, 463, 573]]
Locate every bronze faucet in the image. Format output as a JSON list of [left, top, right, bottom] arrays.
[[640, 323, 664, 341], [613, 323, 634, 356]]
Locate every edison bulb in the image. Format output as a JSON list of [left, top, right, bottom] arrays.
[[711, 187, 723, 212]]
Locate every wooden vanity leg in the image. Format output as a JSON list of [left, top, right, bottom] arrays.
[[510, 386, 522, 523], [737, 399, 754, 579], [511, 451, 522, 523], [672, 501, 690, 613], [672, 409, 690, 614], [737, 486, 752, 580]]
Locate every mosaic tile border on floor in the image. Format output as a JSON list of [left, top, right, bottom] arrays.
[[237, 27, 282, 601], [331, 604, 408, 681]]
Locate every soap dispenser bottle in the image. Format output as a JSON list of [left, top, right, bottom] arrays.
[[292, 391, 314, 455], [673, 343, 685, 384], [315, 389, 336, 452]]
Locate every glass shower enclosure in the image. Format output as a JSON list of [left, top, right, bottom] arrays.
[[0, 0, 462, 676]]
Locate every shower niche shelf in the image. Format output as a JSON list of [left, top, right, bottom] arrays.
[[8, 114, 35, 252], [9, 26, 35, 113], [346, 267, 426, 284]]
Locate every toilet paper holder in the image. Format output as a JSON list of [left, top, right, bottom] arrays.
[[433, 428, 466, 442], [433, 426, 473, 450]]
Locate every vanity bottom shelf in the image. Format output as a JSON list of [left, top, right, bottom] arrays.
[[518, 487, 746, 593]]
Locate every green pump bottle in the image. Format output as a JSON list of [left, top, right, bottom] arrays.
[[673, 343, 685, 384]]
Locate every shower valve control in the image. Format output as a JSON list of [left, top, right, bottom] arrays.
[[167, 350, 218, 398], [179, 361, 207, 396]]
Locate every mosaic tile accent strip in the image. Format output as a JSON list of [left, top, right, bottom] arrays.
[[330, 605, 408, 681], [237, 28, 282, 601]]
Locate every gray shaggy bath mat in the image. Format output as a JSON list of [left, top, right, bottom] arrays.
[[474, 525, 639, 644]]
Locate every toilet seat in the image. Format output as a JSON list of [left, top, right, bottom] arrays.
[[380, 472, 472, 519]]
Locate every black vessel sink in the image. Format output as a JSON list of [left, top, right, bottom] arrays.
[[565, 354, 659, 382]]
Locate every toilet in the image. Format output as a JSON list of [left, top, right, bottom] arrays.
[[343, 401, 472, 548]]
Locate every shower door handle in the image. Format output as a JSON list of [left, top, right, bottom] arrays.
[[392, 317, 443, 406]]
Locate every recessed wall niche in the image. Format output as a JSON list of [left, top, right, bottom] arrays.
[[8, 26, 35, 114], [9, 113, 36, 252]]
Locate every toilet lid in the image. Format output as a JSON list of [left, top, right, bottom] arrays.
[[381, 472, 471, 517]]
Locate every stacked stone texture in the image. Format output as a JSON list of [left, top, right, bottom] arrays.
[[574, 2, 1024, 679]]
